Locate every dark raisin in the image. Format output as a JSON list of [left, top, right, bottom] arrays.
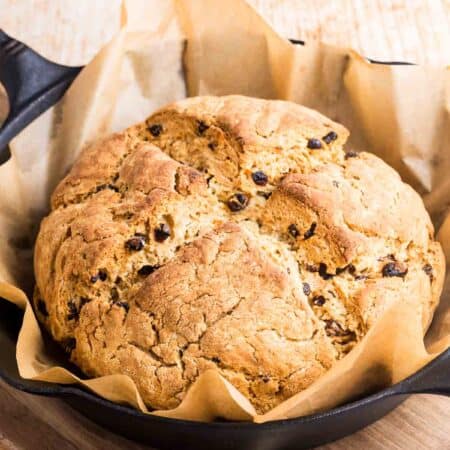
[[90, 274, 99, 283], [91, 269, 107, 283], [307, 138, 322, 149], [323, 131, 338, 144], [324, 319, 349, 337], [288, 224, 299, 238], [312, 295, 326, 306], [212, 357, 221, 364], [251, 171, 268, 186], [382, 262, 408, 278], [303, 222, 317, 240], [344, 151, 358, 159], [62, 338, 76, 353], [80, 297, 90, 308], [257, 191, 272, 200], [227, 193, 249, 212], [138, 265, 159, 276], [125, 235, 146, 251], [197, 121, 209, 134], [422, 264, 434, 281], [37, 299, 48, 317], [115, 301, 129, 312], [154, 223, 171, 242], [149, 124, 163, 137], [319, 263, 333, 280], [302, 282, 311, 296], [335, 266, 348, 275], [262, 376, 270, 383], [115, 276, 122, 284], [111, 288, 119, 302], [67, 300, 79, 321], [98, 270, 108, 281], [208, 141, 217, 150]]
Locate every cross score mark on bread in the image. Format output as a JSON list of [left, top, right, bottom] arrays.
[[33, 96, 445, 413]]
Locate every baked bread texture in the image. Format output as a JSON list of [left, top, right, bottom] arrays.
[[33, 95, 445, 413]]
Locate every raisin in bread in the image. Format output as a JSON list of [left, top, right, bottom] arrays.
[[34, 96, 445, 413]]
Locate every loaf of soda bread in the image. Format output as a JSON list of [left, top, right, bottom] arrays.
[[33, 96, 445, 413]]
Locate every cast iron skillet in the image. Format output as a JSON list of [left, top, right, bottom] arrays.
[[0, 29, 449, 450]]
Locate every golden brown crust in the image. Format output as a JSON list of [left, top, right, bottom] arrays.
[[71, 223, 335, 411], [34, 95, 445, 413]]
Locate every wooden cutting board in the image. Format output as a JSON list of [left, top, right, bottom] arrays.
[[0, 1, 449, 449]]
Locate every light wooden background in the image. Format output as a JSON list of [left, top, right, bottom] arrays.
[[0, 1, 449, 449], [1, 0, 449, 66]]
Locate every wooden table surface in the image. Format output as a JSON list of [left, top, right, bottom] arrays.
[[0, 1, 449, 449]]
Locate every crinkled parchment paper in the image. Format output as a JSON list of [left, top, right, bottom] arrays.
[[0, 0, 449, 423]]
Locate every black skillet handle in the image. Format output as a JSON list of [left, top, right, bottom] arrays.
[[0, 29, 82, 164], [397, 348, 450, 396]]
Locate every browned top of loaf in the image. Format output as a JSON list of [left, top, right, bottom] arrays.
[[34, 95, 445, 413]]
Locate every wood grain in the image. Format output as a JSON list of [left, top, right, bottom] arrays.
[[248, 0, 450, 65], [0, 379, 448, 450], [0, 1, 449, 449], [0, 0, 121, 66], [0, 0, 449, 65]]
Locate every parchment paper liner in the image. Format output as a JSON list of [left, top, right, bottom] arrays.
[[0, 0, 448, 423]]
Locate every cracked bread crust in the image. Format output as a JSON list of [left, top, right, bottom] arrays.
[[71, 223, 334, 411], [34, 95, 445, 413]]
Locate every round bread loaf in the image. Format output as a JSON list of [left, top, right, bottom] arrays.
[[34, 96, 445, 413]]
